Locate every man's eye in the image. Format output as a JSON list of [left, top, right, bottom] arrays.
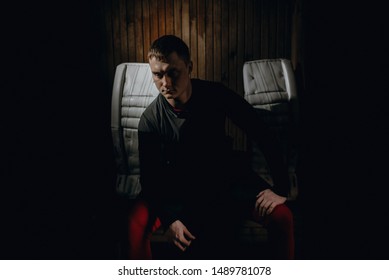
[[154, 73, 163, 79], [169, 70, 179, 78]]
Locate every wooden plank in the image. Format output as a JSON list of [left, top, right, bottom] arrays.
[[268, 0, 277, 58], [285, 0, 293, 58], [182, 0, 190, 47], [205, 0, 213, 81], [119, 0, 129, 62], [197, 0, 206, 79], [276, 0, 283, 57], [189, 0, 198, 78], [142, 0, 151, 62], [223, 0, 237, 149], [253, 0, 261, 59], [134, 0, 143, 62], [174, 0, 182, 37], [213, 0, 222, 82], [228, 0, 237, 91], [102, 0, 115, 85], [101, 0, 293, 113], [244, 0, 253, 62], [229, 0, 243, 151], [150, 0, 159, 43], [165, 0, 174, 35], [221, 0, 229, 86], [157, 0, 166, 37], [237, 0, 245, 96], [236, 1, 247, 152], [127, 0, 136, 62], [260, 0, 269, 58], [112, 0, 122, 66], [291, 0, 301, 67], [284, 0, 293, 59]]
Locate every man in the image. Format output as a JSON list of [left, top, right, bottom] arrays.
[[128, 35, 294, 259]]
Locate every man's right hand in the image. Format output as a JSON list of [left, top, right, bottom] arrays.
[[166, 220, 196, 251]]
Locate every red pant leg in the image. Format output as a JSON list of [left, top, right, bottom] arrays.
[[128, 199, 161, 259], [253, 204, 295, 259]]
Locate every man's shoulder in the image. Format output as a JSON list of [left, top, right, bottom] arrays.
[[142, 94, 161, 115], [192, 79, 228, 98], [191, 79, 233, 100], [192, 78, 224, 89], [139, 95, 163, 130]]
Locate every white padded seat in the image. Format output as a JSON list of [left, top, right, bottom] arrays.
[[111, 63, 159, 198], [243, 59, 299, 199]]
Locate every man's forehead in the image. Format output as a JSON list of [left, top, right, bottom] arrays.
[[149, 53, 184, 71], [149, 57, 169, 71]]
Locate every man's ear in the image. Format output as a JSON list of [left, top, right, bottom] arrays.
[[188, 61, 193, 74]]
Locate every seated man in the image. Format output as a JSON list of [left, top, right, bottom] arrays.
[[128, 35, 294, 259]]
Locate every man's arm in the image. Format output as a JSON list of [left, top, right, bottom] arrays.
[[138, 130, 182, 226], [220, 84, 290, 204], [138, 121, 195, 250], [165, 220, 196, 251], [138, 114, 186, 228]]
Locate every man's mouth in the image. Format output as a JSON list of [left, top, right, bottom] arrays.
[[162, 88, 174, 94]]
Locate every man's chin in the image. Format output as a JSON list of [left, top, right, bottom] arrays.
[[161, 93, 174, 99], [161, 91, 176, 99]]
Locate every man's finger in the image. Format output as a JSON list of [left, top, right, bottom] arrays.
[[260, 205, 267, 217], [184, 228, 196, 240], [263, 199, 273, 210], [174, 240, 187, 251], [266, 201, 277, 215], [256, 190, 265, 197], [255, 196, 264, 210], [179, 237, 192, 247], [176, 232, 193, 247]]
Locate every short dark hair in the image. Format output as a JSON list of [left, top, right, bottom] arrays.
[[148, 35, 191, 65]]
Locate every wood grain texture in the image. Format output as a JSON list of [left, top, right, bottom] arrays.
[[100, 0, 296, 150]]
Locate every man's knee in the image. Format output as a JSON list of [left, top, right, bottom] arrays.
[[128, 200, 161, 232], [128, 200, 152, 228], [267, 204, 294, 230]]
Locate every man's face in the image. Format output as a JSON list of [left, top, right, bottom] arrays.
[[149, 52, 192, 103]]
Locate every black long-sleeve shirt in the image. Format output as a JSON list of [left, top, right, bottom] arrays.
[[138, 79, 289, 227]]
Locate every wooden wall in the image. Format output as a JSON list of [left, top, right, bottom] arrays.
[[99, 0, 299, 150]]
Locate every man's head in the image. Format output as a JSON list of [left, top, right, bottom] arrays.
[[148, 35, 193, 105], [148, 35, 191, 66]]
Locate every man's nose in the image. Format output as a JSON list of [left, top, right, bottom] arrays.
[[161, 74, 172, 87]]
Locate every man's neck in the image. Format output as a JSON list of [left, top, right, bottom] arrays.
[[168, 83, 192, 109]]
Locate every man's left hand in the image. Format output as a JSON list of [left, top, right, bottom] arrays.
[[255, 189, 286, 217]]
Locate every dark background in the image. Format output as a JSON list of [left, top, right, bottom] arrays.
[[300, 3, 389, 259], [1, 1, 388, 259]]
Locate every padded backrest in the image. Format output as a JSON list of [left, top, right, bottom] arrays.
[[243, 59, 299, 198], [111, 63, 159, 198]]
